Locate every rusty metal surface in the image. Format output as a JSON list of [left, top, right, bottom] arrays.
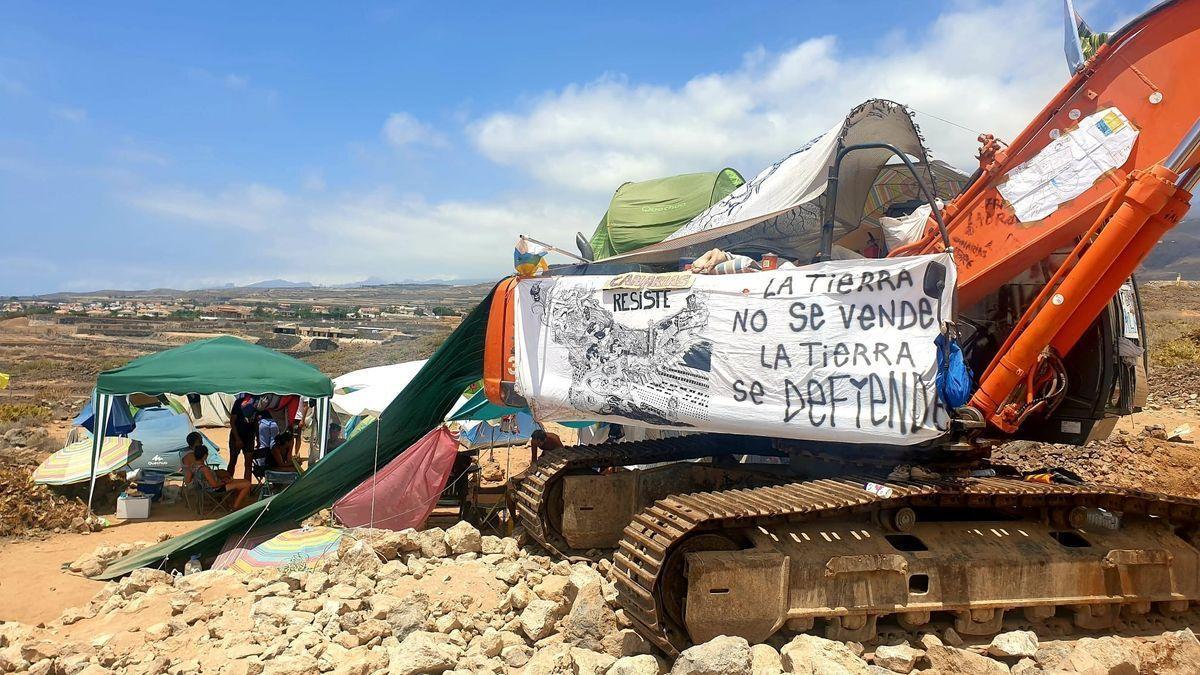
[[513, 436, 1200, 656], [611, 475, 1200, 654]]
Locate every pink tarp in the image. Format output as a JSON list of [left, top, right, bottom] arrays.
[[332, 425, 459, 531]]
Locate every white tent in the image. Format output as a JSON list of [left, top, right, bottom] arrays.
[[605, 99, 938, 265], [332, 360, 429, 418], [167, 392, 235, 428]]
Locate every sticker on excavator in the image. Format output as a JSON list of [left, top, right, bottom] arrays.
[[511, 252, 956, 445], [998, 106, 1138, 222]]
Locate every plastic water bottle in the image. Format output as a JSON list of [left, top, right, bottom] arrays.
[[184, 554, 202, 575]]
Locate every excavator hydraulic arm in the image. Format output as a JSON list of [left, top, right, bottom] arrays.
[[894, 0, 1200, 433]]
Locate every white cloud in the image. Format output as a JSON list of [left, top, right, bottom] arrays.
[[382, 112, 446, 148], [223, 73, 248, 90], [125, 183, 289, 231], [470, 0, 1067, 193], [122, 181, 595, 284], [52, 106, 87, 123]]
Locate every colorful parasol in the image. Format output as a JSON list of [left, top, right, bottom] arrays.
[[226, 526, 344, 573], [32, 435, 140, 485], [211, 523, 294, 570]]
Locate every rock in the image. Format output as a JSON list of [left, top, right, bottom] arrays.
[[924, 645, 1009, 674], [1010, 657, 1039, 674], [252, 597, 297, 620], [444, 521, 482, 555], [671, 635, 752, 675], [1138, 628, 1200, 674], [144, 623, 172, 641], [481, 536, 504, 554], [506, 582, 533, 611], [988, 630, 1038, 659], [417, 528, 450, 558], [1061, 636, 1140, 674], [750, 643, 783, 675], [502, 644, 533, 668], [872, 643, 922, 673], [263, 654, 320, 674], [780, 634, 870, 674], [534, 576, 575, 608], [572, 647, 617, 675], [388, 593, 432, 639], [918, 633, 943, 651], [941, 627, 964, 647], [562, 578, 618, 652], [520, 599, 568, 642], [386, 631, 459, 675], [602, 628, 654, 658], [337, 540, 382, 577], [608, 654, 661, 675]]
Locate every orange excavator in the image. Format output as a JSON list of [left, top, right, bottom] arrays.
[[484, 0, 1200, 654]]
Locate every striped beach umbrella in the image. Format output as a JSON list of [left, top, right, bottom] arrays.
[[33, 435, 140, 485], [227, 526, 344, 573]]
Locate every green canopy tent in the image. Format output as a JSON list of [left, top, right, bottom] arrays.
[[588, 169, 744, 260], [86, 336, 335, 513], [96, 289, 496, 579]]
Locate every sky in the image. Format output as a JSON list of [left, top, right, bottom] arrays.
[[0, 0, 1151, 295]]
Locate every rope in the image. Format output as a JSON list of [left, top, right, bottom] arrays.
[[910, 107, 985, 137]]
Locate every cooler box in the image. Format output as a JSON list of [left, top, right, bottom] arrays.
[[138, 471, 168, 502], [116, 494, 151, 519]]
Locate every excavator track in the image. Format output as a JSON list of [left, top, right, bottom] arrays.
[[610, 476, 1200, 655], [514, 434, 775, 556]]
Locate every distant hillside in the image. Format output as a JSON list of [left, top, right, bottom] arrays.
[[245, 279, 314, 289], [1140, 217, 1200, 280]]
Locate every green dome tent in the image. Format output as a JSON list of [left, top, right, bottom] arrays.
[[588, 169, 744, 260]]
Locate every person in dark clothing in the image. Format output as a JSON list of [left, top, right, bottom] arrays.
[[227, 393, 259, 481]]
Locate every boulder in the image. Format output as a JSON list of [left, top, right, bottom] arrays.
[[337, 541, 382, 577], [750, 643, 783, 675], [1137, 628, 1200, 675], [923, 645, 1009, 675], [263, 654, 320, 674], [1062, 636, 1140, 674], [571, 647, 617, 675], [502, 644, 533, 669], [671, 635, 752, 675], [444, 522, 482, 555], [780, 634, 870, 674], [523, 644, 575, 675], [520, 599, 568, 642], [386, 631, 459, 675], [481, 536, 504, 554], [872, 643, 922, 673], [561, 579, 618, 652], [601, 629, 654, 658], [608, 654, 661, 675], [387, 592, 432, 639], [988, 630, 1038, 659], [252, 597, 297, 620], [417, 528, 450, 558], [534, 576, 575, 609]]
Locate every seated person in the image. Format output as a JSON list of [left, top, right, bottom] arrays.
[[267, 430, 298, 472], [257, 413, 280, 457], [181, 432, 251, 509]]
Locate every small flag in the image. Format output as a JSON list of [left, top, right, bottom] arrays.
[[1063, 0, 1109, 74], [514, 237, 549, 277], [0, 373, 9, 390]]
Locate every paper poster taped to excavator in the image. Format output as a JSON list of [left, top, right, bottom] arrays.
[[512, 252, 957, 445]]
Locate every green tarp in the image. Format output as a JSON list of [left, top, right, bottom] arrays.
[[589, 169, 745, 260], [97, 287, 497, 579], [96, 335, 333, 398]]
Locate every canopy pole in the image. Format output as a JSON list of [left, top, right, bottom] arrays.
[[86, 393, 112, 514], [317, 397, 331, 462]]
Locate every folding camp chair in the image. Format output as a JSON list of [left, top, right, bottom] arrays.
[[183, 471, 235, 516], [259, 469, 299, 499]]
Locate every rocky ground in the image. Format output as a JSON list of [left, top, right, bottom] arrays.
[[1, 521, 1199, 675]]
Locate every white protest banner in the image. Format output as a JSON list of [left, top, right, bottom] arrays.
[[513, 252, 956, 445]]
